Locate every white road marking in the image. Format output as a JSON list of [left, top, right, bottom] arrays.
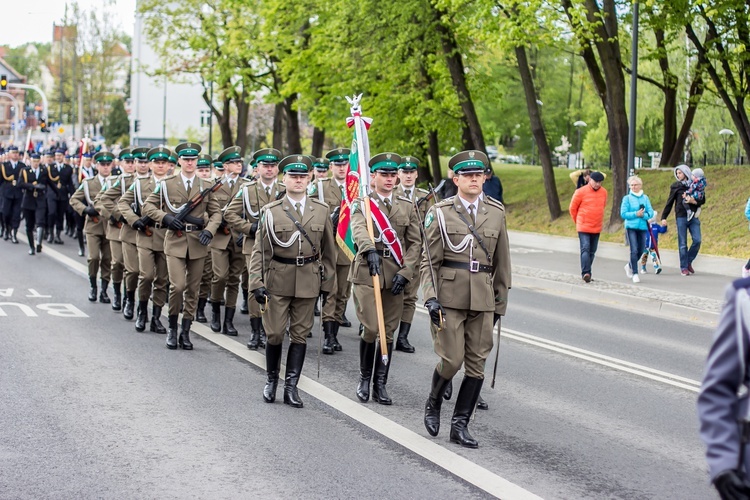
[[42, 249, 542, 500]]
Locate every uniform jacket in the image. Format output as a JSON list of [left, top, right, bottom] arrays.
[[420, 196, 511, 315], [70, 176, 110, 236], [619, 191, 655, 231], [569, 184, 607, 234], [118, 176, 166, 251], [248, 196, 335, 299], [208, 175, 244, 251], [224, 180, 285, 256], [142, 175, 222, 259], [46, 162, 75, 201], [348, 194, 422, 289], [396, 184, 432, 222], [19, 166, 50, 210], [310, 177, 352, 266], [1, 161, 26, 200], [698, 278, 750, 480], [95, 174, 136, 242]]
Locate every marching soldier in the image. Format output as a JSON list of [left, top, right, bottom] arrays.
[[309, 148, 353, 354], [72, 152, 97, 256], [142, 142, 222, 350], [350, 153, 421, 405], [64, 152, 77, 237], [394, 155, 431, 353], [421, 150, 510, 448], [18, 152, 50, 255], [94, 148, 138, 314], [46, 148, 75, 244], [311, 157, 330, 182], [1, 145, 26, 244], [70, 151, 115, 303], [248, 154, 335, 407], [223, 148, 285, 350], [195, 153, 215, 323], [208, 146, 246, 335], [117, 146, 169, 333]]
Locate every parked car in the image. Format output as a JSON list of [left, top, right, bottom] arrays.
[[486, 145, 499, 161]]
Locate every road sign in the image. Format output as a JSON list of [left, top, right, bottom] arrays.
[[58, 126, 65, 134]]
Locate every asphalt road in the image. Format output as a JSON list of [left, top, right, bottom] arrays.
[[1, 237, 719, 499]]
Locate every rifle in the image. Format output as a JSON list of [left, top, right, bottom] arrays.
[[174, 179, 224, 237], [412, 184, 443, 331], [254, 181, 268, 314], [416, 179, 446, 208]]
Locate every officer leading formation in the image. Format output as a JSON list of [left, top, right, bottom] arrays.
[[4, 135, 512, 448]]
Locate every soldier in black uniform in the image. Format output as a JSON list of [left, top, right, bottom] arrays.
[[1, 145, 26, 244], [18, 152, 50, 255], [47, 148, 74, 244]]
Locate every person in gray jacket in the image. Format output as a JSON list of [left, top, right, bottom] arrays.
[[698, 276, 750, 499]]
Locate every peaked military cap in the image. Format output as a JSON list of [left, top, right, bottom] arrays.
[[43, 149, 54, 157], [55, 148, 67, 155], [253, 148, 282, 164], [218, 146, 242, 164], [119, 148, 133, 160], [313, 157, 330, 171], [369, 152, 401, 172], [197, 153, 213, 168], [168, 151, 178, 164], [147, 146, 171, 162], [94, 151, 115, 163], [212, 159, 223, 169], [82, 152, 93, 158], [132, 147, 149, 160], [448, 150, 488, 174], [7, 145, 18, 151], [326, 148, 351, 163], [398, 156, 420, 170], [175, 142, 201, 158], [29, 152, 41, 159], [279, 154, 312, 174]]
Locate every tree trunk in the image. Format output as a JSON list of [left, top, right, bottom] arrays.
[[515, 45, 562, 220], [284, 95, 302, 153], [272, 102, 284, 151], [655, 29, 678, 165], [235, 87, 249, 155], [311, 127, 325, 157], [461, 119, 473, 150], [203, 89, 233, 150], [666, 72, 704, 167], [428, 130, 442, 184]]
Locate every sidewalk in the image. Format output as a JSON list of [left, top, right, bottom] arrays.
[[508, 230, 742, 326]]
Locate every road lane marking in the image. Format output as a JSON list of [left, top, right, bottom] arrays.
[[42, 248, 542, 500]]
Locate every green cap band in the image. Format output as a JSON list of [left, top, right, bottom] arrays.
[[452, 159, 485, 171], [283, 162, 309, 173], [256, 154, 279, 163], [149, 151, 170, 161], [370, 160, 399, 172]]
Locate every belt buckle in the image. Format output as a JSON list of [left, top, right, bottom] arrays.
[[469, 260, 480, 273], [383, 248, 391, 258], [296, 256, 305, 267]]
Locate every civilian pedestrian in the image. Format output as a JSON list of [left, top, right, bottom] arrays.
[[569, 171, 607, 282]]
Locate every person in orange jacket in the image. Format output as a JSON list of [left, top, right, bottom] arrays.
[[569, 171, 608, 282]]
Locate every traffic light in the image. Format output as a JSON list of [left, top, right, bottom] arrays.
[[134, 119, 140, 132], [0, 75, 7, 91], [39, 118, 49, 133]]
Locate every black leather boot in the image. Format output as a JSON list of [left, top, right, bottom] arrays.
[[123, 290, 135, 320], [332, 322, 342, 351], [449, 376, 484, 448], [263, 342, 283, 403], [35, 227, 44, 252], [356, 339, 376, 402], [372, 342, 393, 405], [26, 230, 36, 255], [240, 288, 249, 314], [259, 322, 267, 348], [54, 229, 64, 244], [395, 322, 415, 353], [339, 313, 351, 328], [150, 305, 167, 333], [223, 307, 238, 336], [283, 342, 307, 408], [322, 321, 336, 355], [11, 229, 18, 244], [444, 379, 453, 401], [424, 369, 452, 437], [77, 230, 85, 256], [247, 317, 261, 350], [477, 395, 489, 410], [112, 282, 122, 311], [135, 300, 149, 332], [166, 315, 178, 349], [88, 276, 98, 302], [209, 300, 221, 332], [195, 297, 207, 323], [99, 280, 111, 304], [178, 318, 193, 350], [314, 300, 320, 317]]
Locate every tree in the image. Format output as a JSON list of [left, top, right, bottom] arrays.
[[105, 97, 129, 142]]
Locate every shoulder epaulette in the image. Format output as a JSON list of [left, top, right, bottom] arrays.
[[396, 196, 412, 203], [265, 199, 284, 209], [435, 198, 454, 207], [416, 187, 429, 195], [484, 197, 505, 210], [310, 197, 329, 208], [163, 174, 177, 181]]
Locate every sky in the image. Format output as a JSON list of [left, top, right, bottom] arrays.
[[3, 0, 137, 47]]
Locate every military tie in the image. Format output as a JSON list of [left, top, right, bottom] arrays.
[[186, 179, 192, 192], [295, 202, 303, 219], [340, 184, 345, 199], [265, 186, 271, 199], [382, 197, 391, 213], [229, 179, 234, 189], [405, 189, 412, 200], [468, 204, 476, 225]]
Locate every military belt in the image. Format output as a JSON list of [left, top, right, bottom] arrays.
[[443, 259, 493, 273], [375, 248, 392, 258], [272, 253, 321, 267], [182, 224, 202, 232]]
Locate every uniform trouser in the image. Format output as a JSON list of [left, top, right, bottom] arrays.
[[322, 263, 352, 323], [23, 206, 47, 232], [241, 268, 249, 293], [73, 211, 85, 232], [137, 246, 168, 306], [109, 239, 124, 284], [166, 254, 205, 320], [400, 274, 418, 323], [244, 255, 261, 318], [210, 244, 244, 308], [353, 283, 404, 344], [86, 232, 112, 281], [66, 203, 76, 229], [431, 308, 494, 379], [199, 252, 212, 299], [47, 197, 67, 231], [122, 240, 140, 293], [264, 295, 316, 345], [3, 197, 22, 229]]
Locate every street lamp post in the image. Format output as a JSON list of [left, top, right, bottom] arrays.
[[719, 128, 734, 165], [573, 120, 587, 169]]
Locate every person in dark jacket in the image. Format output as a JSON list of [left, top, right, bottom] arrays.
[[661, 164, 705, 276], [482, 167, 503, 203], [436, 169, 457, 200]]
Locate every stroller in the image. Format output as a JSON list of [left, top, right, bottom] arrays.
[[645, 224, 662, 274]]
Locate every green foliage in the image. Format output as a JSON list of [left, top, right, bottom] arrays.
[[105, 98, 129, 142]]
